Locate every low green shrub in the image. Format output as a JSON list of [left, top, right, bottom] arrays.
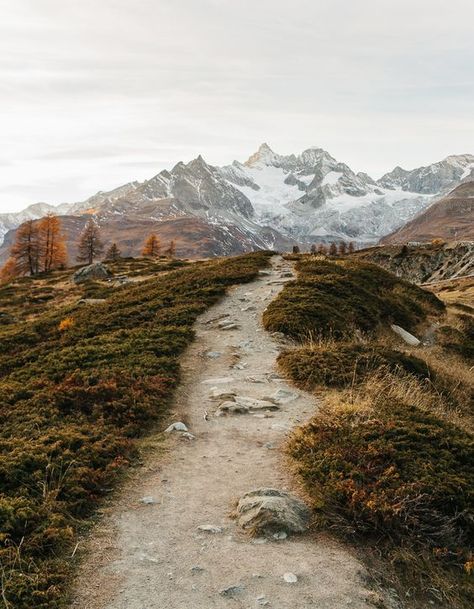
[[0, 251, 271, 608], [263, 258, 444, 341]]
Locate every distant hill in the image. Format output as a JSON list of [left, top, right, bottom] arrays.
[[381, 182, 474, 243]]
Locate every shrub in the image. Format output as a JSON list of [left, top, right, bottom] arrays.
[[263, 259, 444, 341], [0, 251, 271, 607]]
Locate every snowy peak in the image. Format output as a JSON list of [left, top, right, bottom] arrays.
[[378, 154, 474, 194], [244, 143, 282, 168]]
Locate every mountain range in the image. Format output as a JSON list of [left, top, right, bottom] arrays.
[[1, 144, 473, 260]]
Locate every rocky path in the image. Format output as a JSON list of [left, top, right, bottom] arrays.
[[71, 256, 375, 609]]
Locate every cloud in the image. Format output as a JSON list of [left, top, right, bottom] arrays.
[[0, 0, 472, 211]]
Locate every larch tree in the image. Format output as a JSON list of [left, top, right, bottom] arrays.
[[142, 234, 161, 257], [317, 243, 328, 255], [76, 218, 104, 265], [39, 214, 67, 272], [0, 257, 18, 283], [10, 220, 41, 275], [328, 242, 338, 257], [165, 239, 176, 258], [105, 242, 121, 262], [348, 241, 355, 254], [310, 244, 317, 254], [338, 241, 348, 255]]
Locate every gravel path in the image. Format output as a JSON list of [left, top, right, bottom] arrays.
[[71, 256, 376, 609]]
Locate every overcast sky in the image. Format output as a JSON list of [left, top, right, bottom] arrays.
[[0, 0, 473, 212]]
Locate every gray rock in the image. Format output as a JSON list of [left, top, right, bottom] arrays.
[[269, 388, 299, 404], [283, 572, 298, 583], [235, 488, 310, 535], [390, 324, 421, 346], [220, 584, 245, 597], [206, 351, 222, 359], [164, 422, 188, 433], [180, 432, 195, 440], [73, 262, 111, 284]]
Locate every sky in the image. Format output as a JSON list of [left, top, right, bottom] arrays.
[[0, 0, 473, 212]]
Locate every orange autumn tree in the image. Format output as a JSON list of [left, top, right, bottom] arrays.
[[77, 218, 104, 265], [10, 219, 41, 275], [142, 234, 161, 258], [39, 213, 68, 272], [0, 257, 18, 283]]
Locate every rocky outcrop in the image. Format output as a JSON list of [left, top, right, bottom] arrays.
[[356, 241, 474, 284], [73, 262, 111, 284]]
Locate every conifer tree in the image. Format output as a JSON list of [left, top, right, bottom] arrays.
[[329, 242, 338, 256], [166, 239, 176, 258], [76, 218, 104, 265], [338, 241, 347, 255], [142, 234, 161, 257], [348, 241, 355, 254], [105, 242, 121, 262], [317, 243, 328, 255], [38, 214, 67, 272], [10, 219, 40, 275], [310, 244, 317, 254]]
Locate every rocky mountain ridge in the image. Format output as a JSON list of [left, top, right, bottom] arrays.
[[1, 145, 473, 259]]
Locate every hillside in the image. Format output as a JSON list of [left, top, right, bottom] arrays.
[[1, 147, 473, 263], [0, 251, 472, 609], [354, 241, 474, 284], [382, 182, 474, 243]]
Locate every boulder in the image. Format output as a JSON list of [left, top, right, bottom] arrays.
[[235, 488, 310, 535], [390, 324, 421, 346], [73, 262, 111, 284], [164, 422, 188, 433]]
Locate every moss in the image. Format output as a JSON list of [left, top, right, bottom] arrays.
[[263, 259, 444, 341], [0, 251, 271, 608]]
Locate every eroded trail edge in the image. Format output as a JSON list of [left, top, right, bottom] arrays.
[[72, 256, 374, 609]]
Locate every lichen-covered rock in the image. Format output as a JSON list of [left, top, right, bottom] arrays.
[[235, 488, 310, 535]]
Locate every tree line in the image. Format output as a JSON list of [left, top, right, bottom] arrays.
[[0, 215, 177, 282], [292, 241, 356, 255]]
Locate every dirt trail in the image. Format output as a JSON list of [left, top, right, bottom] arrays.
[[72, 256, 375, 609]]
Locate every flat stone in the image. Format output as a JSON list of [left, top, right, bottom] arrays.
[[283, 572, 298, 583], [268, 388, 299, 404], [390, 324, 421, 346], [217, 401, 249, 416], [180, 432, 195, 440], [201, 377, 235, 385], [164, 422, 188, 433], [206, 351, 222, 359], [197, 524, 223, 534]]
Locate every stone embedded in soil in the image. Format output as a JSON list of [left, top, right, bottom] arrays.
[[180, 432, 195, 440], [235, 488, 311, 535], [164, 422, 188, 433], [219, 584, 245, 597], [283, 572, 298, 583], [269, 388, 299, 403], [139, 496, 156, 505], [206, 351, 222, 358]]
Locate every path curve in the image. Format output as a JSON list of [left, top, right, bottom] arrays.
[[71, 256, 375, 609]]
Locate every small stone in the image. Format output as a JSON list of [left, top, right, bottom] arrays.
[[197, 524, 223, 534], [273, 531, 288, 540], [202, 377, 235, 385], [220, 584, 245, 597], [283, 572, 298, 583], [191, 566, 205, 574], [180, 432, 195, 440], [206, 351, 222, 359], [164, 422, 188, 433], [256, 595, 270, 606], [139, 496, 156, 505]]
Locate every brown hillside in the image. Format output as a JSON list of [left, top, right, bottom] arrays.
[[382, 181, 474, 243]]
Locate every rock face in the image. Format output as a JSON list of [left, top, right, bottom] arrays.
[[235, 488, 311, 535], [72, 262, 111, 284]]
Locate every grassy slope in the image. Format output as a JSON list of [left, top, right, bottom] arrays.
[[263, 256, 474, 608], [0, 252, 271, 608]]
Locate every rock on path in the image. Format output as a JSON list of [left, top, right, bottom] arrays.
[[71, 256, 376, 609]]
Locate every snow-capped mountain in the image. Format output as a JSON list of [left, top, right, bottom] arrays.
[[1, 144, 473, 254]]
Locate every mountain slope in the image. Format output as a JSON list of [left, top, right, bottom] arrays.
[[382, 182, 474, 243], [1, 146, 473, 260]]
